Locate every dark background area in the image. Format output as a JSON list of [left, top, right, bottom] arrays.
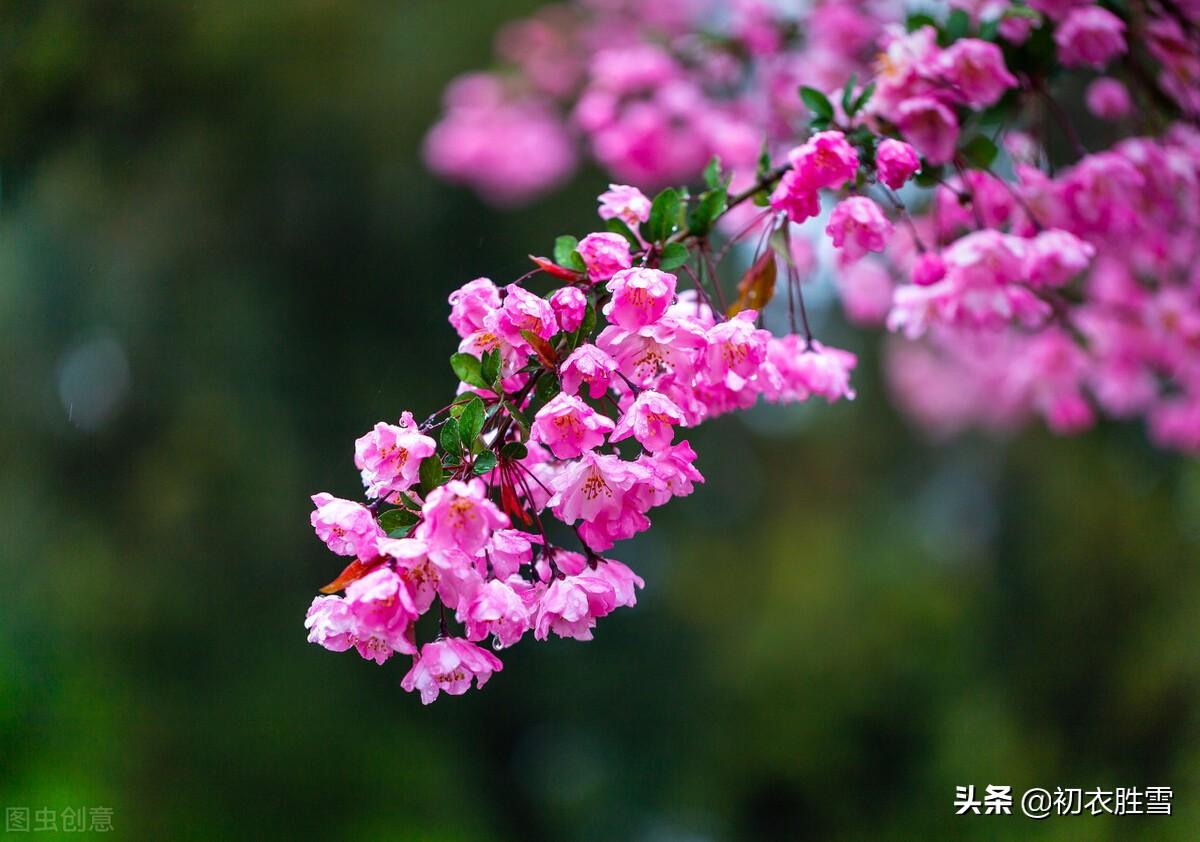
[[1, 2, 1198, 839]]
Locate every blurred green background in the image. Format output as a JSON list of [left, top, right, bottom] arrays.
[[2, 2, 1199, 839]]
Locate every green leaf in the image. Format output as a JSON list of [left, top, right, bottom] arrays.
[[378, 508, 419, 533], [553, 235, 576, 265], [703, 156, 724, 190], [606, 217, 641, 248], [905, 12, 937, 32], [570, 302, 597, 349], [851, 81, 876, 115], [647, 187, 682, 242], [945, 8, 970, 43], [387, 524, 415, 539], [799, 86, 834, 121], [659, 242, 690, 272], [687, 187, 728, 237], [553, 235, 586, 273], [841, 73, 858, 116], [914, 163, 944, 188], [480, 348, 501, 388], [440, 417, 462, 456], [1003, 4, 1039, 19], [960, 135, 999, 169], [418, 455, 444, 495], [395, 490, 421, 511], [501, 399, 531, 437], [756, 138, 772, 180], [527, 373, 561, 416], [473, 451, 498, 475], [458, 396, 485, 444], [450, 352, 488, 390], [500, 441, 528, 461]]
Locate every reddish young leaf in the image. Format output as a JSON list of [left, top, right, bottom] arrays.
[[529, 255, 584, 281], [520, 329, 559, 369], [319, 557, 381, 594], [729, 250, 777, 316]]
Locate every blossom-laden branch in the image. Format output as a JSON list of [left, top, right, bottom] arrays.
[[308, 0, 1200, 702]]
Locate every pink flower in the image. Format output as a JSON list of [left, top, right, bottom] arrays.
[[826, 197, 895, 261], [912, 251, 947, 286], [1085, 77, 1132, 120], [310, 493, 384, 558], [448, 278, 501, 338], [836, 260, 895, 326], [704, 309, 771, 389], [560, 344, 619, 399], [788, 130, 859, 190], [550, 286, 588, 332], [423, 75, 575, 206], [943, 229, 1025, 287], [998, 12, 1039, 44], [577, 232, 633, 283], [354, 413, 437, 499], [632, 440, 704, 508], [548, 451, 652, 550], [769, 169, 821, 224], [531, 392, 616, 458], [936, 39, 1017, 108], [460, 578, 532, 648], [1055, 7, 1127, 69], [875, 139, 921, 190], [492, 284, 558, 348], [376, 536, 441, 612], [343, 567, 419, 662], [305, 596, 355, 654], [533, 571, 617, 640], [1150, 397, 1200, 453], [604, 267, 677, 329], [598, 184, 652, 227], [1023, 229, 1095, 287], [487, 529, 542, 579], [417, 478, 509, 556], [611, 389, 686, 451], [896, 96, 960, 165], [789, 341, 859, 402], [1028, 0, 1089, 22], [591, 559, 644, 608], [400, 637, 503, 704]]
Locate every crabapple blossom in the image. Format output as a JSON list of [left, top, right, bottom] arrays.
[[531, 392, 616, 458], [610, 390, 686, 451], [401, 637, 503, 704], [577, 231, 633, 283], [1055, 7, 1127, 69], [604, 267, 677, 329], [875, 139, 921, 190], [310, 493, 384, 558], [827, 197, 895, 261], [1086, 78, 1132, 120], [597, 184, 652, 227], [788, 131, 859, 190], [896, 96, 960, 165], [550, 286, 588, 332], [417, 479, 509, 556], [309, 0, 1200, 702], [560, 344, 619, 399], [354, 414, 437, 499], [936, 39, 1018, 108]]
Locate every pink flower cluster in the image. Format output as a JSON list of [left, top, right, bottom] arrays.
[[307, 179, 859, 701], [313, 0, 1200, 702], [424, 0, 890, 199], [884, 128, 1200, 449]]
